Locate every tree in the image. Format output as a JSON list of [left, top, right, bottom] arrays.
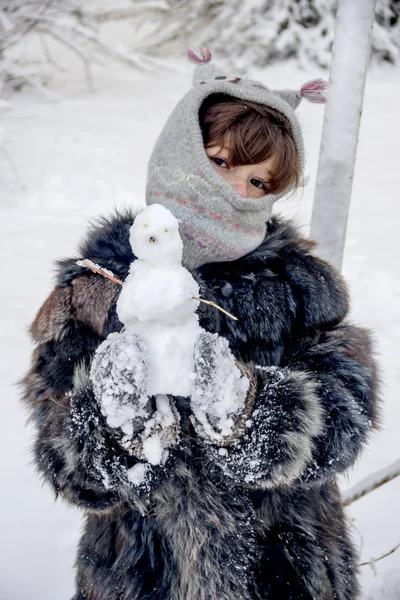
[[0, 0, 154, 95], [1, 0, 399, 96], [310, 0, 378, 269]]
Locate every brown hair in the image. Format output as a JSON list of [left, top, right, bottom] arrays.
[[200, 94, 300, 194]]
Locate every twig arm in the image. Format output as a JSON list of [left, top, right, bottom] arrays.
[[76, 259, 124, 285], [192, 297, 238, 321]]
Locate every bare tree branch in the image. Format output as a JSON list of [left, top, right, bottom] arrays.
[[359, 543, 400, 568], [0, 0, 177, 96], [39, 31, 66, 71], [93, 4, 168, 24], [0, 0, 54, 53], [35, 26, 95, 91], [343, 459, 400, 506]]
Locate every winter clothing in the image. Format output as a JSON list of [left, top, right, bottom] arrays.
[[146, 48, 327, 269], [190, 331, 252, 444], [21, 211, 379, 600], [90, 331, 181, 468]]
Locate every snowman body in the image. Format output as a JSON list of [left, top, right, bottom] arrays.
[[116, 204, 202, 397]]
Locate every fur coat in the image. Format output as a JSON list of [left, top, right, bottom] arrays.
[[21, 212, 380, 600]]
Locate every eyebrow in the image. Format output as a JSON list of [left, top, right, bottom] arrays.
[[256, 165, 274, 181]]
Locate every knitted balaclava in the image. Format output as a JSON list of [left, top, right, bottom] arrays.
[[146, 48, 326, 270]]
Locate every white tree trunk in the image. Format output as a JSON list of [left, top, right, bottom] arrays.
[[310, 0, 377, 270]]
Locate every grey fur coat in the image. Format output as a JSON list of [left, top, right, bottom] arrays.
[[21, 212, 380, 600]]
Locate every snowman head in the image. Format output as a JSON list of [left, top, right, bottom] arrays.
[[130, 204, 183, 265]]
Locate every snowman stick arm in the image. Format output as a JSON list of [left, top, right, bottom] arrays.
[[192, 297, 238, 321], [76, 259, 124, 286]]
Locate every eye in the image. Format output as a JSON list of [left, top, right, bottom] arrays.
[[211, 157, 229, 169], [250, 178, 268, 192]]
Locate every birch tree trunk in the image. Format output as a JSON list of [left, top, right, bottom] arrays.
[[310, 0, 378, 270]]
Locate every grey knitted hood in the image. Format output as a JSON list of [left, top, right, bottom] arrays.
[[146, 48, 326, 270]]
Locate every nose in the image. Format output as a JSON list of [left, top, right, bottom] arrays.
[[232, 181, 248, 198]]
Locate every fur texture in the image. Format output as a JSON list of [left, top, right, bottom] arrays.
[[21, 212, 380, 600]]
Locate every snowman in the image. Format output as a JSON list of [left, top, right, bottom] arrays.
[[117, 203, 202, 397]]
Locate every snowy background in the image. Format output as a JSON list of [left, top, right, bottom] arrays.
[[1, 3, 400, 599]]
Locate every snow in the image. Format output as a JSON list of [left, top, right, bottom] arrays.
[[118, 260, 200, 327], [137, 393, 179, 466], [1, 57, 399, 599], [190, 333, 250, 441], [142, 434, 163, 466], [90, 331, 150, 430], [127, 462, 149, 486]]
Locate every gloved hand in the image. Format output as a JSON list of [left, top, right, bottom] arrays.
[[90, 331, 151, 436], [190, 332, 254, 445], [90, 331, 180, 465]]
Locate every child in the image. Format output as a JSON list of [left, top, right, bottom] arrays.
[[22, 49, 379, 600]]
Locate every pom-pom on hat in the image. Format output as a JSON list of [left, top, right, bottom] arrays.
[[146, 48, 327, 270]]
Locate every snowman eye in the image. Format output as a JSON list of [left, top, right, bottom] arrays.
[[164, 227, 168, 232]]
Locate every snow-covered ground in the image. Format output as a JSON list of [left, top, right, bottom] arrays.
[[0, 58, 399, 599]]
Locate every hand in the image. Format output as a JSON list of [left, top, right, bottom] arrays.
[[90, 332, 180, 465], [190, 332, 252, 444], [90, 331, 150, 436], [202, 365, 325, 488]]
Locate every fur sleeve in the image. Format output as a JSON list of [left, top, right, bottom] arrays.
[[21, 282, 170, 514], [201, 322, 380, 490]]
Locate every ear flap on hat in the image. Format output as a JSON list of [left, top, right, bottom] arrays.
[[273, 81, 327, 109], [187, 47, 228, 86]]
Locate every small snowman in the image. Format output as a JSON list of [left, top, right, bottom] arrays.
[[117, 203, 202, 397]]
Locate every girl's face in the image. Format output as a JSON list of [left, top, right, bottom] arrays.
[[205, 142, 277, 199]]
